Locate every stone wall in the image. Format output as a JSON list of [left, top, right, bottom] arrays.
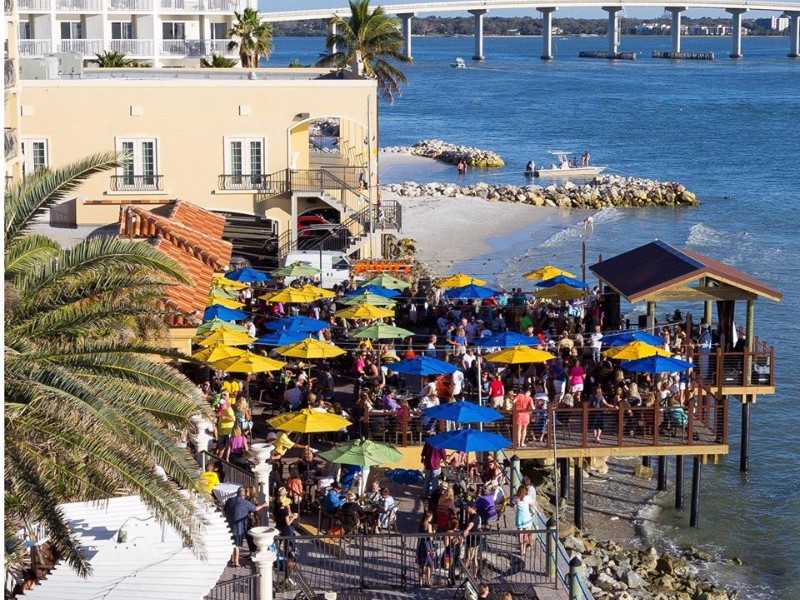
[[381, 139, 505, 167]]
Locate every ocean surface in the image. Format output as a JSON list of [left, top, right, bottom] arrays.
[[268, 35, 800, 598]]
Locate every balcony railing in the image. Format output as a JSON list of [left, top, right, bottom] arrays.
[[5, 128, 19, 161], [110, 39, 155, 55], [18, 0, 50, 9], [19, 39, 53, 56], [218, 173, 272, 191], [205, 39, 235, 55], [690, 337, 775, 389], [108, 0, 152, 10], [110, 175, 163, 192], [58, 39, 103, 55], [55, 0, 101, 10], [160, 0, 246, 11], [161, 39, 208, 56], [5, 58, 16, 89]]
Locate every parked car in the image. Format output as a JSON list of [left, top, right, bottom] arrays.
[[298, 215, 331, 231]]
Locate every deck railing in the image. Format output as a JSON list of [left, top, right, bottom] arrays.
[[110, 174, 163, 192], [110, 39, 154, 55], [58, 38, 103, 55], [18, 39, 52, 55], [55, 0, 101, 10], [689, 336, 775, 389], [204, 574, 260, 600]]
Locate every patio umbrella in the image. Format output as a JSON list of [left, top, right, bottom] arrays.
[[346, 284, 401, 298], [603, 330, 665, 347], [621, 355, 694, 373], [436, 272, 487, 288], [299, 283, 336, 299], [334, 302, 395, 320], [604, 340, 670, 360], [194, 327, 255, 347], [350, 323, 414, 340], [275, 262, 322, 278], [523, 264, 576, 280], [225, 266, 270, 282], [191, 343, 246, 363], [206, 295, 245, 309], [265, 315, 329, 332], [423, 400, 503, 424], [338, 292, 397, 307], [195, 317, 247, 336], [203, 304, 247, 321], [473, 331, 539, 348], [207, 286, 238, 299], [484, 345, 555, 364], [426, 428, 512, 452], [443, 283, 499, 299], [318, 438, 404, 467], [534, 274, 589, 289], [254, 330, 310, 347], [211, 275, 248, 289], [388, 355, 458, 376], [362, 273, 410, 290], [260, 287, 320, 304], [212, 351, 286, 374], [534, 284, 585, 301], [268, 408, 352, 434], [275, 338, 346, 360]]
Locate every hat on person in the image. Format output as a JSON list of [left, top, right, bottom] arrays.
[[277, 486, 288, 497], [439, 481, 450, 491], [267, 432, 278, 442]]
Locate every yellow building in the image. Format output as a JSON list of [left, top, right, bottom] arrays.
[[5, 0, 23, 183], [18, 67, 400, 260]]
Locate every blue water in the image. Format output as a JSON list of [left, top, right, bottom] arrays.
[[270, 35, 800, 598]]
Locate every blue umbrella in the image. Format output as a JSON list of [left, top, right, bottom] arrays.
[[203, 304, 248, 321], [346, 284, 401, 298], [426, 428, 512, 452], [388, 355, 458, 376], [473, 331, 539, 348], [254, 330, 310, 346], [443, 283, 499, 299], [621, 355, 694, 373], [264, 316, 329, 333], [603, 330, 665, 347], [534, 274, 589, 289], [224, 266, 270, 282], [423, 401, 503, 423]]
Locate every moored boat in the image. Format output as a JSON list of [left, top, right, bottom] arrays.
[[529, 150, 607, 178], [451, 57, 466, 69]]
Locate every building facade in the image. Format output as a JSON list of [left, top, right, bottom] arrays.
[[5, 0, 24, 183]]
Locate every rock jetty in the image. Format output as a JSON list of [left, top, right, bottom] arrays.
[[381, 139, 505, 167], [381, 175, 699, 208]]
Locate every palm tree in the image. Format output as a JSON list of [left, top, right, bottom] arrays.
[[316, 0, 411, 103], [92, 50, 134, 67], [201, 54, 238, 68], [4, 153, 210, 576], [227, 7, 273, 68]]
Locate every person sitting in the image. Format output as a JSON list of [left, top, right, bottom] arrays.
[[364, 480, 382, 505], [376, 487, 397, 532], [480, 455, 502, 486], [198, 462, 220, 494], [323, 481, 345, 513], [382, 387, 401, 411], [338, 491, 365, 534]]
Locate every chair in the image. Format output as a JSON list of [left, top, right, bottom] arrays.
[[377, 504, 398, 533]]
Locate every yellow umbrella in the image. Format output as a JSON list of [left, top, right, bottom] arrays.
[[211, 274, 248, 290], [206, 295, 245, 309], [194, 327, 256, 347], [334, 302, 395, 320], [523, 264, 576, 280], [484, 345, 556, 364], [191, 343, 246, 363], [268, 408, 352, 434], [534, 283, 585, 301], [299, 283, 336, 299], [213, 350, 286, 373], [604, 341, 670, 360], [260, 287, 319, 304], [436, 272, 487, 288], [275, 338, 346, 360]]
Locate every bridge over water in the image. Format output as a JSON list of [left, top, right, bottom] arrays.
[[263, 0, 800, 60]]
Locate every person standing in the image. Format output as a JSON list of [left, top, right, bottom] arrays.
[[513, 484, 535, 556], [513, 387, 533, 447], [421, 441, 448, 500], [582, 150, 590, 167], [416, 511, 436, 587], [462, 502, 482, 577], [698, 323, 713, 382], [224, 487, 267, 568], [590, 325, 603, 364]]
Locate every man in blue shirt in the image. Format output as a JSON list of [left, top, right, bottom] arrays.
[[323, 481, 344, 513]]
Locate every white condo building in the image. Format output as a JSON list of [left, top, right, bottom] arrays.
[[16, 0, 257, 66]]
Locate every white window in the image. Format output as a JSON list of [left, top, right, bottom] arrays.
[[60, 21, 83, 40], [210, 22, 228, 40], [22, 138, 49, 176], [18, 22, 31, 40], [223, 136, 265, 189], [115, 138, 160, 191], [111, 22, 134, 40]]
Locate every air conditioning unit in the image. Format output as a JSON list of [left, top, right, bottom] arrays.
[[19, 56, 59, 80], [56, 52, 83, 76]]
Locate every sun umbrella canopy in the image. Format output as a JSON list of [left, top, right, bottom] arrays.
[[275, 262, 322, 278], [443, 283, 499, 299], [426, 428, 512, 452], [485, 345, 555, 364], [603, 330, 665, 347], [261, 287, 322, 304], [621, 355, 694, 373], [194, 327, 255, 347], [346, 284, 401, 298], [350, 323, 415, 340], [534, 274, 589, 289], [534, 283, 585, 301], [195, 318, 247, 336], [275, 338, 346, 360], [254, 330, 310, 347], [361, 273, 410, 290], [423, 401, 503, 423], [334, 302, 395, 320], [473, 331, 539, 348], [318, 439, 404, 467], [264, 315, 329, 333], [213, 351, 285, 373], [211, 275, 248, 289], [208, 286, 238, 299], [206, 295, 245, 309], [436, 272, 487, 288], [338, 292, 397, 307], [268, 408, 351, 433], [388, 355, 458, 376], [225, 266, 270, 282], [604, 340, 670, 360], [523, 264, 576, 280], [191, 343, 246, 363], [203, 304, 248, 321], [299, 283, 335, 298]]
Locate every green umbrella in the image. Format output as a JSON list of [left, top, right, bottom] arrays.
[[361, 273, 410, 290], [275, 262, 322, 278], [318, 438, 404, 467], [338, 292, 397, 307], [195, 317, 247, 336], [208, 286, 239, 299], [350, 323, 415, 340]]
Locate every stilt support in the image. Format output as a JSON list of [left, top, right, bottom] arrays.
[[690, 455, 701, 527], [657, 455, 668, 491], [559, 457, 570, 501], [574, 462, 583, 531]]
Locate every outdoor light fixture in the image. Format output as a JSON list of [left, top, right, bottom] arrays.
[[293, 112, 310, 121]]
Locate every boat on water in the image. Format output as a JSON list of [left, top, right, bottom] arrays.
[[526, 150, 607, 178], [451, 57, 466, 69]]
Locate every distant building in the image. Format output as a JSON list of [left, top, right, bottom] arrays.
[[755, 16, 789, 32], [688, 24, 734, 36], [634, 22, 669, 35]]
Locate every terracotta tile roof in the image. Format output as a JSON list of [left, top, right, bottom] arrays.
[[118, 202, 234, 327]]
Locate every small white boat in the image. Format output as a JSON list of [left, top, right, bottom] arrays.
[[451, 57, 466, 69], [530, 150, 607, 178]]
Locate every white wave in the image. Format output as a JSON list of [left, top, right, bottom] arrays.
[[540, 206, 623, 249], [686, 223, 725, 248]]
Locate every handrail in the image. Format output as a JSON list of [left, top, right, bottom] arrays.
[[198, 450, 257, 490]]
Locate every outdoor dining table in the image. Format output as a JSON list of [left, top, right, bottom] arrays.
[[212, 481, 242, 505]]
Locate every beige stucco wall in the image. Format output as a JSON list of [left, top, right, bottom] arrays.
[[20, 70, 378, 226]]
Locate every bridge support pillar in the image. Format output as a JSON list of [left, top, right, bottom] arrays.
[[740, 396, 751, 472], [469, 9, 488, 61], [788, 12, 800, 58], [666, 7, 686, 53], [574, 461, 583, 531], [690, 455, 702, 527], [330, 22, 337, 55], [727, 8, 747, 58], [602, 6, 622, 54], [675, 455, 684, 509], [559, 457, 569, 501], [657, 455, 668, 491], [538, 7, 557, 60], [397, 12, 415, 61]]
